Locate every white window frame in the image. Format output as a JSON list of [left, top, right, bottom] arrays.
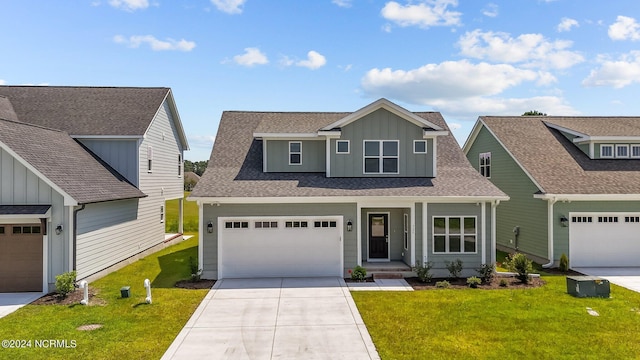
[[432, 216, 477, 254], [147, 145, 153, 173], [413, 140, 427, 154], [479, 152, 491, 178], [363, 140, 400, 174], [600, 144, 614, 158], [289, 141, 302, 165], [403, 213, 409, 250], [616, 144, 629, 158], [336, 140, 350, 154], [631, 145, 640, 158]]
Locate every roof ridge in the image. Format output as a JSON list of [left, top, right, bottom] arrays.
[[0, 85, 170, 90]]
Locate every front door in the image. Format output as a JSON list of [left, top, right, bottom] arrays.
[[368, 214, 389, 260]]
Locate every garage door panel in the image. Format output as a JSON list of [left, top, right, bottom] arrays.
[[0, 224, 43, 292], [570, 213, 640, 267], [220, 217, 342, 278]]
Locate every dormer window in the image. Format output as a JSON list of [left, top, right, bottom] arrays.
[[289, 141, 302, 165], [601, 145, 613, 158], [363, 140, 399, 174], [616, 144, 629, 158], [632, 145, 640, 158]]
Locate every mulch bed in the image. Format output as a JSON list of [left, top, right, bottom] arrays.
[[31, 288, 105, 306], [344, 278, 376, 283], [406, 276, 544, 290], [175, 279, 216, 289]]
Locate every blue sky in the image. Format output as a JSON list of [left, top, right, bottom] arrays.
[[2, 0, 640, 160]]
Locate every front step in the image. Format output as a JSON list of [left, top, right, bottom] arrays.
[[372, 272, 404, 280]]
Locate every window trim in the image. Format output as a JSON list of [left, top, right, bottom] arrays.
[[631, 145, 640, 159], [615, 144, 630, 158], [413, 140, 427, 154], [160, 205, 165, 223], [362, 140, 400, 174], [289, 141, 302, 165], [336, 140, 350, 154], [479, 152, 491, 178], [147, 145, 153, 173], [432, 216, 478, 254], [178, 154, 183, 177], [600, 144, 614, 158], [403, 213, 409, 250]]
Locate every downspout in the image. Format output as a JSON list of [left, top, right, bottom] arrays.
[[72, 204, 86, 271], [542, 197, 557, 268]]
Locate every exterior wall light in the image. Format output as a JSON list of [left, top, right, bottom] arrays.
[[347, 220, 353, 232], [560, 216, 569, 227], [55, 224, 63, 235], [207, 221, 214, 233]]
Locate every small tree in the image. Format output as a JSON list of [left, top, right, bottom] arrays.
[[522, 110, 547, 116], [504, 253, 533, 284]]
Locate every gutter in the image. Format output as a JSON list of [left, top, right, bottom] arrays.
[[542, 197, 557, 268], [72, 204, 86, 271]]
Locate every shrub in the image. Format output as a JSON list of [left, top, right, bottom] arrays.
[[435, 280, 450, 289], [412, 260, 434, 283], [445, 259, 464, 279], [55, 271, 77, 298], [504, 252, 533, 284], [499, 278, 509, 287], [351, 265, 367, 281], [559, 253, 569, 273], [467, 276, 482, 288], [476, 263, 496, 284], [189, 256, 202, 281]]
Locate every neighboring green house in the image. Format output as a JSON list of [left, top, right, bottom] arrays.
[[190, 99, 507, 279], [464, 116, 640, 268]]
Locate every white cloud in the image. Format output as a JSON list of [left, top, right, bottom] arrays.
[[0, 79, 5, 85], [332, 0, 353, 8], [449, 122, 462, 130], [381, 0, 462, 28], [557, 17, 579, 32], [233, 47, 268, 67], [582, 51, 640, 88], [457, 29, 584, 69], [482, 3, 498, 18], [296, 51, 327, 70], [113, 35, 196, 51], [211, 0, 245, 14], [108, 0, 149, 11], [608, 15, 640, 41], [360, 60, 577, 117]]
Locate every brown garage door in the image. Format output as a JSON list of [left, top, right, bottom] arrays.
[[0, 224, 43, 292]]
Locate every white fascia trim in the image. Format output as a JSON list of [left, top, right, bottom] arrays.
[[462, 118, 483, 154], [573, 136, 640, 144], [253, 133, 320, 139], [0, 208, 51, 221], [471, 119, 546, 193], [321, 98, 444, 131], [0, 141, 78, 206], [190, 195, 510, 205], [318, 130, 341, 137], [543, 122, 587, 140], [262, 139, 268, 172], [144, 90, 190, 150], [534, 193, 640, 201], [422, 130, 449, 138], [71, 135, 143, 140]]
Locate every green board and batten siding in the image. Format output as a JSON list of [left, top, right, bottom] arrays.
[[331, 108, 434, 177], [466, 126, 549, 260], [265, 140, 326, 172]]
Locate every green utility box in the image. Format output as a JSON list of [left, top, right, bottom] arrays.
[[566, 276, 610, 298], [120, 286, 131, 298]]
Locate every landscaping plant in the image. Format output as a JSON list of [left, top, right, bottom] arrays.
[[504, 252, 533, 284], [189, 256, 202, 281], [445, 259, 463, 279], [499, 278, 509, 287], [466, 276, 482, 288], [435, 280, 450, 289], [351, 265, 367, 281], [476, 263, 495, 284], [55, 270, 77, 298], [412, 260, 434, 283], [559, 253, 569, 273]]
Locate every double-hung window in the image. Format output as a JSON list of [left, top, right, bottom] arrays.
[[363, 140, 399, 174], [479, 152, 491, 178], [433, 216, 477, 253], [289, 141, 302, 165], [600, 144, 613, 158]]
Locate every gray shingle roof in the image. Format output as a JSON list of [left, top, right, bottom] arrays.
[[480, 116, 640, 195], [0, 205, 51, 215], [0, 86, 170, 136], [191, 110, 506, 199], [0, 118, 146, 204], [0, 96, 18, 121]]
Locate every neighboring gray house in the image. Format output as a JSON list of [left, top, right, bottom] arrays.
[[0, 86, 189, 292], [190, 99, 507, 279], [464, 116, 640, 269]]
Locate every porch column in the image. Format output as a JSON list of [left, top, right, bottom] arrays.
[[178, 198, 184, 234], [481, 202, 486, 265], [410, 202, 416, 267], [356, 202, 362, 266], [422, 202, 428, 264]]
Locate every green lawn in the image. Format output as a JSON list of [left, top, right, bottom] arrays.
[[353, 276, 640, 359], [165, 191, 199, 233], [0, 236, 208, 360]]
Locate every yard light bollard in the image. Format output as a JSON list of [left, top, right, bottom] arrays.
[[79, 280, 89, 305], [144, 279, 152, 304]]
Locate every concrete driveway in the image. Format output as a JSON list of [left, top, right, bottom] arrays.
[[162, 277, 380, 360], [0, 292, 43, 319], [574, 267, 640, 293]]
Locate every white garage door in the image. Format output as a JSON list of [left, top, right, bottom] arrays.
[[570, 212, 640, 267], [219, 216, 343, 278]]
